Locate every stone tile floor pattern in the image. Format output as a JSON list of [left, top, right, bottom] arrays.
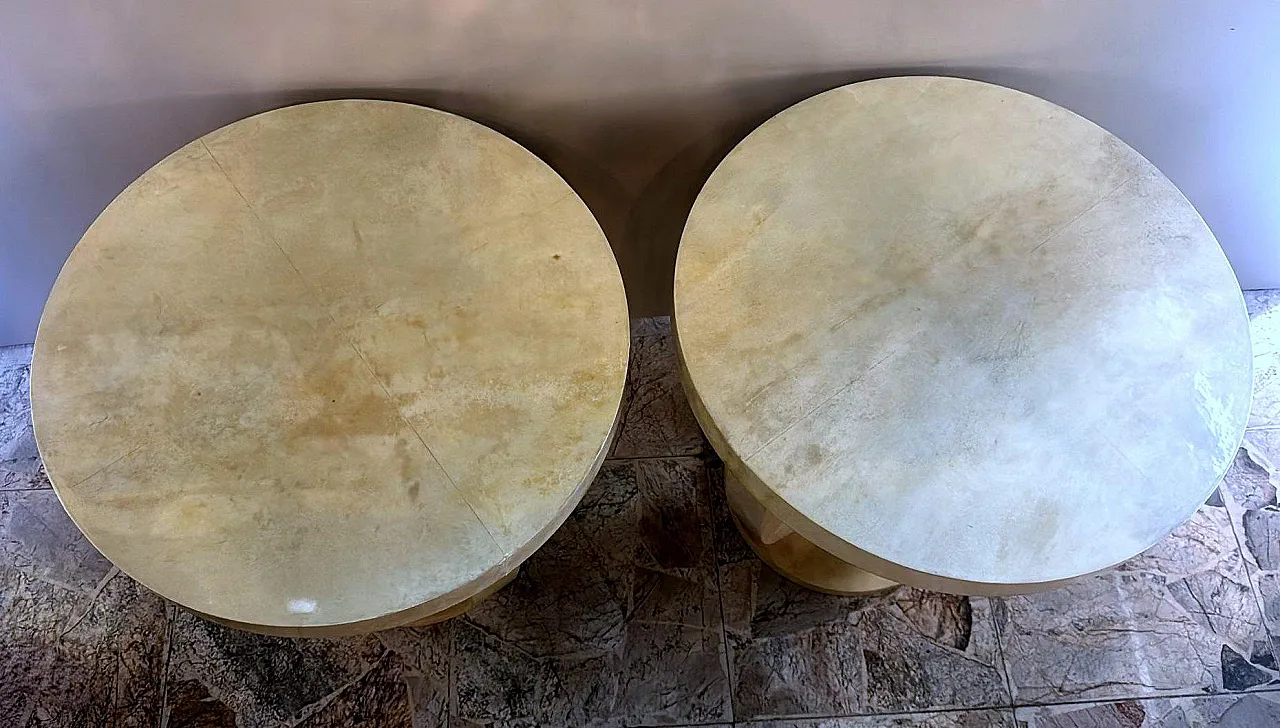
[[4, 299, 1280, 726]]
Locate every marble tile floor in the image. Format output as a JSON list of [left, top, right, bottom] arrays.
[[5, 295, 1280, 727]]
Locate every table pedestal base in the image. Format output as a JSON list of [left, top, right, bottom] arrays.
[[406, 566, 520, 626], [724, 468, 898, 596]]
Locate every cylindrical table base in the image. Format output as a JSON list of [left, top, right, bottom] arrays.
[[724, 467, 898, 596]]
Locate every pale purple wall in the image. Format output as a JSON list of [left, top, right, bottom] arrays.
[[3, 1, 1279, 345]]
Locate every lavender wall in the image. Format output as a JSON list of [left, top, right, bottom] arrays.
[[3, 1, 1278, 344]]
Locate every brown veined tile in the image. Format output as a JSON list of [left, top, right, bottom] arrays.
[[164, 609, 388, 727], [169, 640, 427, 728], [612, 318, 707, 458], [630, 316, 673, 339], [721, 568, 1010, 720], [165, 679, 239, 728], [453, 458, 730, 726], [0, 489, 168, 727], [376, 623, 452, 728], [295, 656, 413, 728], [707, 466, 1009, 720]]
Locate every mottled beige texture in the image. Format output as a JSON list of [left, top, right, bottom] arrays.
[[723, 467, 897, 595], [675, 77, 1251, 594], [30, 100, 629, 634]]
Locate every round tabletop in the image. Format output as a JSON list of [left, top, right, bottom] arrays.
[[674, 77, 1252, 594], [31, 100, 629, 633]]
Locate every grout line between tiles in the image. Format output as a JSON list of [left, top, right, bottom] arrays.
[[720, 683, 1280, 724], [1217, 479, 1280, 671], [606, 453, 707, 462], [729, 704, 1017, 724], [447, 617, 458, 727], [290, 654, 385, 728], [628, 719, 736, 728], [701, 458, 736, 724], [991, 596, 1017, 709], [156, 603, 176, 728], [723, 684, 1280, 724], [1008, 684, 1280, 711]]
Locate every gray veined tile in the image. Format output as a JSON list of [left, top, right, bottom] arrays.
[[0, 344, 33, 371], [453, 621, 618, 728], [998, 496, 1276, 704], [721, 570, 1010, 720], [1015, 692, 1280, 726], [166, 635, 428, 728], [611, 318, 707, 458], [165, 609, 396, 727], [453, 458, 730, 727], [1246, 289, 1280, 429], [752, 709, 1016, 726], [293, 655, 415, 728], [0, 489, 168, 727], [709, 467, 1009, 721], [0, 344, 49, 491], [1218, 429, 1280, 668], [376, 623, 453, 728], [1, 488, 112, 590], [167, 645, 427, 728]]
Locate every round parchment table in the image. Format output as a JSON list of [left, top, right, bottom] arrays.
[[31, 100, 629, 635], [674, 77, 1252, 596]]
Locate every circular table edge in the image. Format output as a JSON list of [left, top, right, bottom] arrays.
[[670, 76, 1254, 596], [29, 98, 632, 634]]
